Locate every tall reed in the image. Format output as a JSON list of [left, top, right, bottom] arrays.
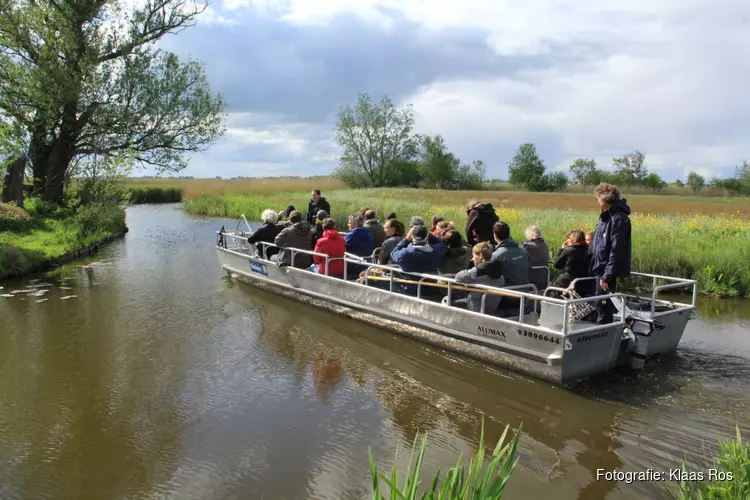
[[369, 421, 521, 499]]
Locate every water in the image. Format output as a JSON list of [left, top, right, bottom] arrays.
[[1, 205, 748, 500]]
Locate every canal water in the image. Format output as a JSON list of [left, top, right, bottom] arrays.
[[1, 204, 748, 500]]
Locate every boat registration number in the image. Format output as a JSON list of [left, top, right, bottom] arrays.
[[249, 261, 269, 276], [517, 328, 560, 345]]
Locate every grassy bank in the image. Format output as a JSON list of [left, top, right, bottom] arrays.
[[183, 188, 750, 297], [0, 202, 126, 280]]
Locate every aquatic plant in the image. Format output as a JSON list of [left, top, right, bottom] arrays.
[[368, 421, 521, 499], [128, 187, 183, 204], [666, 426, 750, 500]]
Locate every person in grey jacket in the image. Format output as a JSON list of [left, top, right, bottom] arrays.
[[522, 225, 550, 293], [453, 242, 505, 313], [273, 210, 313, 268], [490, 222, 530, 287]]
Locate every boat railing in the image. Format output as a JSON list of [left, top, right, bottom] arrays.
[[218, 228, 625, 336], [545, 273, 697, 317]]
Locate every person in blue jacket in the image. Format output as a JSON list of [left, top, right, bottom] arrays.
[[344, 213, 374, 257], [590, 182, 632, 324], [390, 224, 447, 274]]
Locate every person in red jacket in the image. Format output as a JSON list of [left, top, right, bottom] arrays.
[[311, 218, 346, 276]]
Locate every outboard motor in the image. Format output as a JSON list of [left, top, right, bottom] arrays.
[[623, 316, 665, 370], [217, 225, 226, 249]]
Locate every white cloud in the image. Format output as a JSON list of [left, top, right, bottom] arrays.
[[179, 0, 750, 179]]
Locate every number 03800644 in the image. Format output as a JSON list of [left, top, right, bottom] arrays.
[[517, 329, 560, 345]]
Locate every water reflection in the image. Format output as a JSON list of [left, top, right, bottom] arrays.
[[1, 205, 748, 500]]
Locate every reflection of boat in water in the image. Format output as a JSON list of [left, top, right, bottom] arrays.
[[217, 219, 697, 385]]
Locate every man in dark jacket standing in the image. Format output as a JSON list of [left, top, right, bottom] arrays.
[[306, 189, 331, 224], [465, 199, 499, 246], [590, 183, 632, 324]]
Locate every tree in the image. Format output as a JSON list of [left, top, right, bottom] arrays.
[[0, 0, 225, 203], [418, 134, 460, 189], [642, 172, 667, 192], [612, 151, 648, 186], [508, 143, 547, 191], [687, 171, 705, 194], [583, 168, 605, 187], [737, 160, 750, 195], [455, 160, 487, 190], [334, 93, 420, 188], [569, 158, 596, 185], [674, 179, 684, 187], [544, 171, 569, 191]]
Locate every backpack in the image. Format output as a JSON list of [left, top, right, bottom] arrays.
[[482, 203, 499, 224]]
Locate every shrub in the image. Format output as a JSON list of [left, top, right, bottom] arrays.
[[72, 202, 126, 237], [0, 202, 31, 231]]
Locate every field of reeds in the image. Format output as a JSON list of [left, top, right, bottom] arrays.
[[128, 187, 183, 204], [179, 180, 750, 297]]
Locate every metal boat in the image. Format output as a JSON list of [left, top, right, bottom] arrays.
[[216, 218, 697, 385]]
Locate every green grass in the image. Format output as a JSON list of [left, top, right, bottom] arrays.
[[128, 187, 183, 204], [183, 189, 750, 297], [667, 426, 750, 500], [369, 421, 521, 499], [0, 202, 126, 280]]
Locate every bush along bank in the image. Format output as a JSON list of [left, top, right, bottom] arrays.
[[182, 190, 750, 298], [128, 187, 183, 204], [0, 200, 127, 280]]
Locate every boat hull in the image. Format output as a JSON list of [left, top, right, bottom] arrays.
[[217, 247, 627, 385]]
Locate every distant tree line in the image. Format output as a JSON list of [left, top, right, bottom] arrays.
[[334, 94, 486, 190]]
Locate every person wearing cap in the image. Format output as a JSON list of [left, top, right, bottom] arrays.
[[310, 209, 328, 249], [390, 224, 447, 274], [363, 209, 386, 249], [306, 189, 331, 224]]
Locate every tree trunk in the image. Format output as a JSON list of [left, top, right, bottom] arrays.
[[1, 156, 26, 206]]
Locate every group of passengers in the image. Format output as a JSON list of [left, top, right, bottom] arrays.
[[245, 183, 632, 324]]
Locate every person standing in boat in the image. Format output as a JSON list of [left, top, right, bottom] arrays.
[[306, 189, 331, 225], [247, 209, 282, 259], [465, 199, 499, 246], [590, 183, 632, 324], [272, 210, 313, 268]]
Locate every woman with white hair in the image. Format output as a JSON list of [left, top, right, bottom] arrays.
[[522, 224, 550, 293], [248, 208, 282, 259]]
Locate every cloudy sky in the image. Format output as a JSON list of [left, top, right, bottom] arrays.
[[158, 0, 750, 181]]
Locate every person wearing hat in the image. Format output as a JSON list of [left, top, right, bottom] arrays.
[[310, 209, 329, 249], [390, 224, 447, 274]]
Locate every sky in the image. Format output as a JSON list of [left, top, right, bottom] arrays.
[[155, 0, 750, 181]]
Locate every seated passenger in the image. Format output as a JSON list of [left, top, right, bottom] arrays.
[[311, 218, 345, 276], [344, 213, 374, 258], [550, 230, 589, 293], [363, 209, 386, 249], [491, 221, 530, 288], [522, 225, 550, 293], [386, 212, 397, 221], [409, 215, 425, 229], [273, 210, 313, 268], [248, 208, 281, 259], [430, 215, 444, 235], [277, 205, 295, 229], [310, 210, 328, 249], [391, 225, 447, 274], [435, 221, 469, 274], [379, 219, 404, 265], [452, 242, 505, 312]]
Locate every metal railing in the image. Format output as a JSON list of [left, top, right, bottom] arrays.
[[218, 228, 625, 337]]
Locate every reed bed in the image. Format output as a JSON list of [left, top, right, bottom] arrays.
[[128, 187, 183, 204], [183, 187, 750, 297], [128, 176, 345, 199]]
